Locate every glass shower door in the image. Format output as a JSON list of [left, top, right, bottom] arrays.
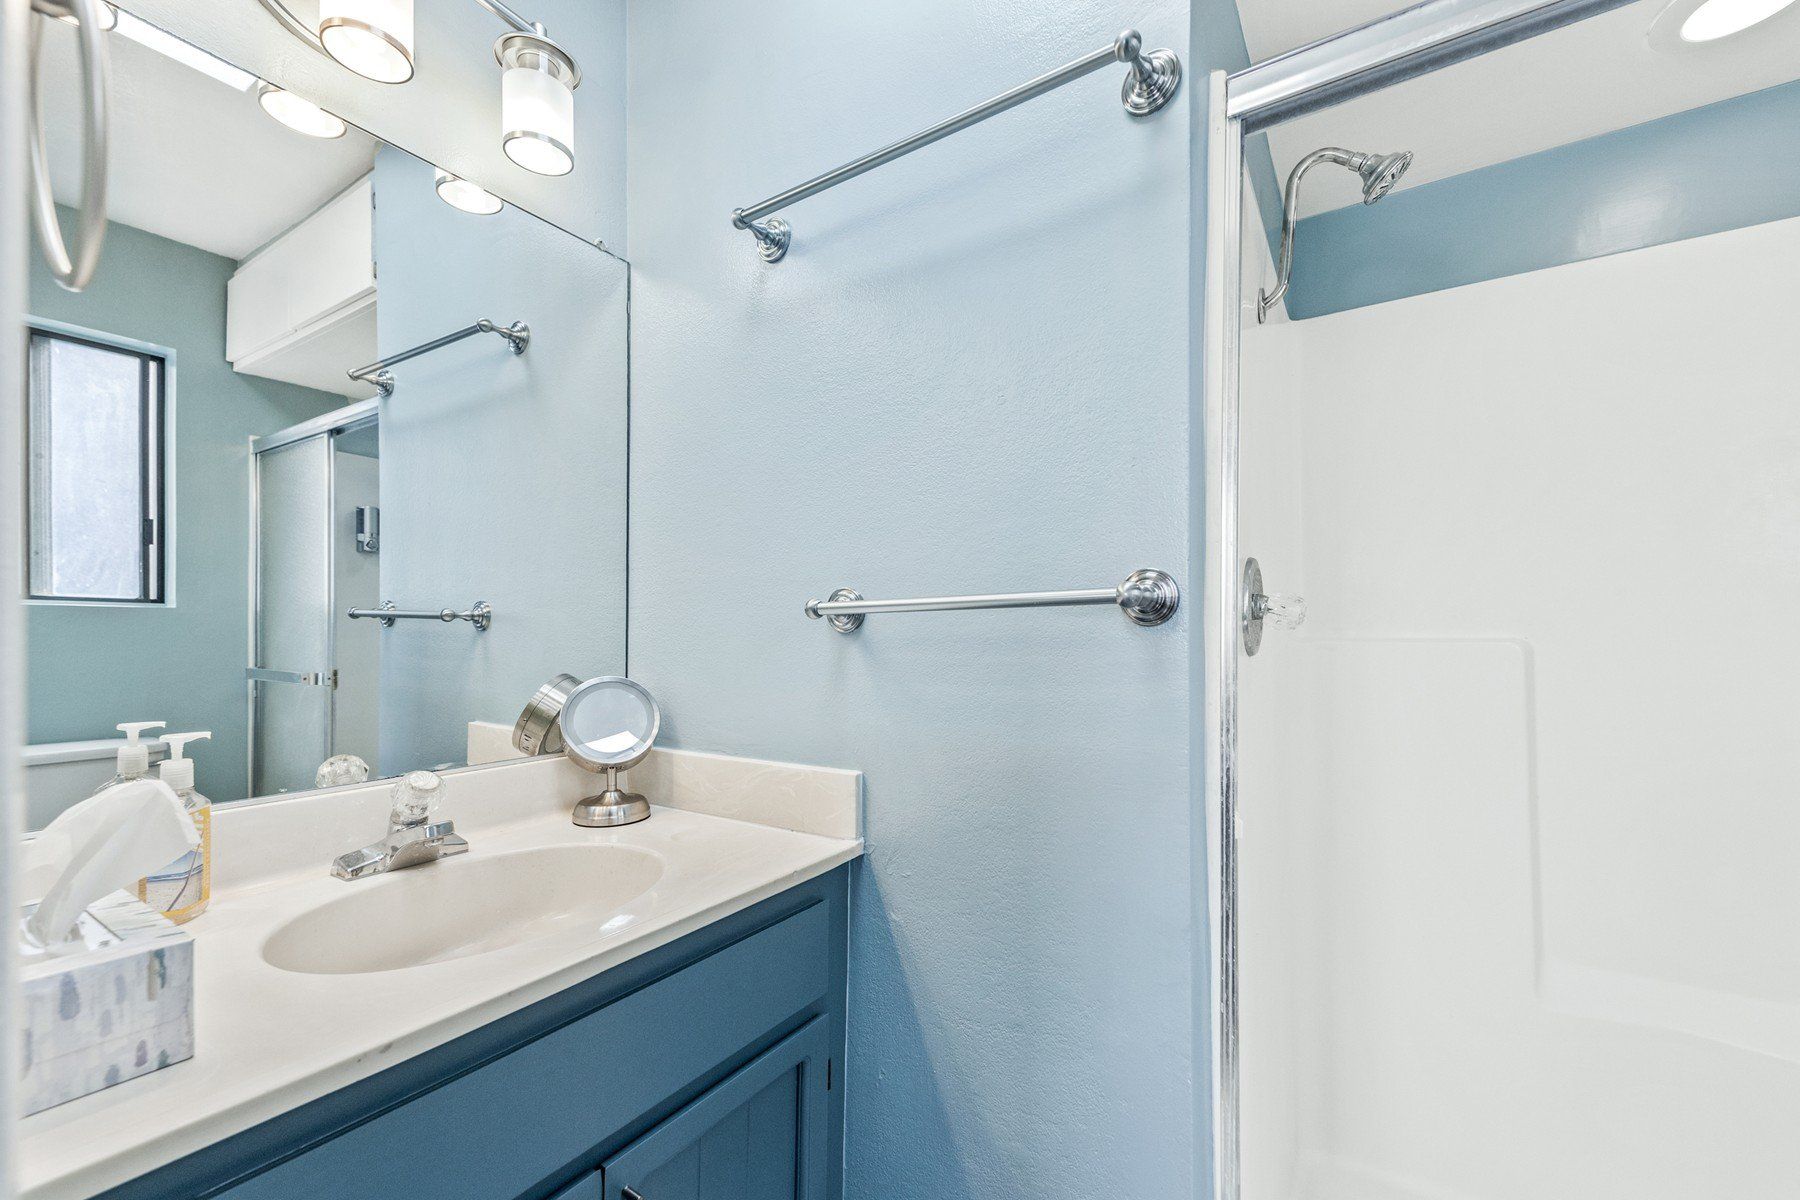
[[250, 433, 334, 795]]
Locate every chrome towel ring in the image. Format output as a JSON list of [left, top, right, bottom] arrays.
[[28, 0, 110, 292]]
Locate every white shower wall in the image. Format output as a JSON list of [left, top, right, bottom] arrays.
[[1238, 212, 1800, 1198]]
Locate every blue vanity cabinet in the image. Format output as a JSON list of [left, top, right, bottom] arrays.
[[99, 868, 849, 1200], [602, 1019, 831, 1200]]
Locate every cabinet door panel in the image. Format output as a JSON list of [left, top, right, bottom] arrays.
[[605, 1020, 829, 1200]]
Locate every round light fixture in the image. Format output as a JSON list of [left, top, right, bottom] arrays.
[[435, 168, 504, 215], [318, 0, 414, 84], [496, 32, 579, 177], [256, 83, 349, 139], [1682, 0, 1797, 38], [1651, 0, 1799, 44]]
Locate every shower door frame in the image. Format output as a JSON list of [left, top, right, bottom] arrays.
[[247, 398, 378, 795], [1200, 2, 1637, 1198]]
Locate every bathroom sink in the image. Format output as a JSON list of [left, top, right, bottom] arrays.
[[261, 844, 664, 975]]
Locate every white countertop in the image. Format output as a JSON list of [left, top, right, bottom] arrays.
[[17, 752, 862, 1200]]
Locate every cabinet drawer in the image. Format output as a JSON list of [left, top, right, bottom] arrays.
[[217, 901, 832, 1200], [603, 1019, 830, 1200]]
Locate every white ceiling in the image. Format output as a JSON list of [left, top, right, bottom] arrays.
[[1238, 0, 1800, 216], [41, 17, 378, 260]]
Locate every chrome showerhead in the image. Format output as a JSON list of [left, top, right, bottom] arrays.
[[1354, 149, 1413, 204], [1257, 145, 1416, 324]]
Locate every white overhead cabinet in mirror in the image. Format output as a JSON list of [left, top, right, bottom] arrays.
[[226, 178, 376, 399]]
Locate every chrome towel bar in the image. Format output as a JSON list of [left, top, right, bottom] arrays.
[[730, 28, 1181, 263], [805, 569, 1178, 633], [349, 601, 493, 631], [348, 320, 529, 398]]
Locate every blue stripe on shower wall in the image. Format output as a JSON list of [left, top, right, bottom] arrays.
[[1283, 76, 1800, 319]]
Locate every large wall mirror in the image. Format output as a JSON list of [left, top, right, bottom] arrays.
[[22, 9, 627, 829]]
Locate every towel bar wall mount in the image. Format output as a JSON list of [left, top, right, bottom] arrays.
[[349, 319, 530, 398], [806, 568, 1178, 633], [731, 28, 1181, 263], [349, 601, 493, 631]]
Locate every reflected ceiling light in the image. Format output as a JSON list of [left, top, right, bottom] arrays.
[[1650, 0, 1799, 44], [114, 11, 256, 91], [1680, 0, 1797, 38], [318, 0, 415, 84], [435, 169, 504, 215], [256, 83, 349, 139], [496, 32, 580, 176]]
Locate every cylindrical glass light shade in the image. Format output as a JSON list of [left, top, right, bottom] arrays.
[[498, 37, 578, 177], [257, 84, 348, 139], [319, 0, 414, 85], [435, 169, 503, 216]]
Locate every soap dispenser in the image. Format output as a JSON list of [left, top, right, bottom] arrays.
[[137, 731, 213, 924], [92, 720, 166, 795]]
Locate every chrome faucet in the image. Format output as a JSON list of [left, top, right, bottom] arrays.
[[331, 771, 468, 881]]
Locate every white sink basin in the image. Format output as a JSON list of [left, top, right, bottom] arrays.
[[261, 844, 664, 975]]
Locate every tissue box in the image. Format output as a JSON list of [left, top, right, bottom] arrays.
[[18, 890, 195, 1116]]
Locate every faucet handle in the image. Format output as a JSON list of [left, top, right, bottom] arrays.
[[1256, 591, 1307, 631], [391, 770, 445, 826]]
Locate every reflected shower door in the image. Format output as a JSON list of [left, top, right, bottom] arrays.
[[251, 433, 334, 795]]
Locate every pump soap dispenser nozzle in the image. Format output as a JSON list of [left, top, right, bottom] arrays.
[[157, 732, 212, 793], [141, 731, 214, 923], [115, 721, 166, 777]]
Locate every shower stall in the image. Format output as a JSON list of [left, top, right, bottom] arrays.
[[249, 402, 380, 795], [1200, 3, 1800, 1198]]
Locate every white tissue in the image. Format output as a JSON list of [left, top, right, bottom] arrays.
[[22, 778, 198, 952]]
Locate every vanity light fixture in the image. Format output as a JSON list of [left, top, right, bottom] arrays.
[[435, 168, 504, 214], [256, 83, 349, 139], [318, 0, 414, 84], [496, 30, 579, 176], [256, 0, 581, 175]]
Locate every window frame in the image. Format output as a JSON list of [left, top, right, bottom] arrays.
[[23, 320, 176, 607]]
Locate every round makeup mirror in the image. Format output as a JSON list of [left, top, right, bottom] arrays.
[[559, 676, 660, 827]]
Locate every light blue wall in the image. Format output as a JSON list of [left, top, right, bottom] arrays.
[[1285, 77, 1800, 318], [26, 215, 343, 802], [626, 3, 1244, 1195], [370, 149, 628, 775]]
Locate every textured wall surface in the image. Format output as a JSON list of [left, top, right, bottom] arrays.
[[370, 149, 627, 776], [626, 3, 1225, 1195], [26, 215, 342, 802], [1286, 77, 1800, 318]]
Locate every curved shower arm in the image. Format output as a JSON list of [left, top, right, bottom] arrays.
[[1259, 147, 1355, 324]]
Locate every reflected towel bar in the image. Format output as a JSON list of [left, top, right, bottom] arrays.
[[348, 320, 529, 398], [349, 601, 493, 631], [729, 29, 1181, 262], [805, 569, 1178, 633]]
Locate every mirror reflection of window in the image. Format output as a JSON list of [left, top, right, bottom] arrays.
[[25, 327, 166, 604]]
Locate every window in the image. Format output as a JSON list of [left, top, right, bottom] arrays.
[[26, 328, 167, 603]]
